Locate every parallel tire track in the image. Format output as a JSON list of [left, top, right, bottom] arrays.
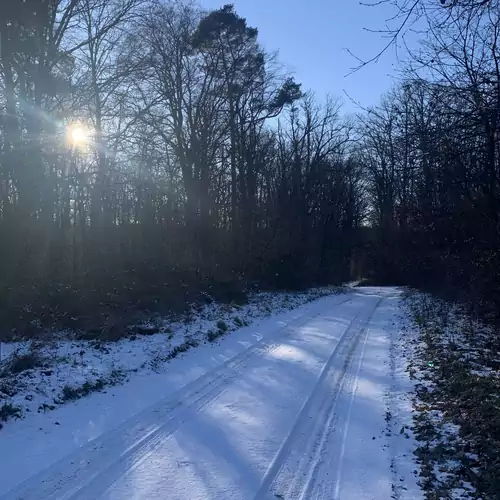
[[1, 295, 352, 500], [254, 297, 383, 500]]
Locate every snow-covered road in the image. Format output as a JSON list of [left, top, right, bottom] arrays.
[[0, 287, 421, 500]]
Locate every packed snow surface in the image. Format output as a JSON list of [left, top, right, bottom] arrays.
[[0, 287, 421, 500]]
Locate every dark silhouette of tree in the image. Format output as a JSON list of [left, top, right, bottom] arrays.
[[0, 0, 363, 339], [361, 0, 500, 312]]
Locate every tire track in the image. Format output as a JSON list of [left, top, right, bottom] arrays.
[[254, 297, 382, 500], [1, 295, 353, 500]]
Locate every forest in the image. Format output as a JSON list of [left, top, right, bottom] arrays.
[[1, 0, 499, 337]]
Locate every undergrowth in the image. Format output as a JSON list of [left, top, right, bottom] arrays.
[[60, 370, 125, 402], [404, 291, 500, 499], [0, 402, 22, 423]]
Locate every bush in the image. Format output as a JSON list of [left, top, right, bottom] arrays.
[[61, 378, 106, 401], [0, 402, 22, 422], [166, 338, 199, 360], [233, 317, 244, 327], [206, 330, 221, 342], [61, 385, 81, 401], [9, 351, 44, 374], [216, 320, 228, 332], [0, 380, 18, 397]]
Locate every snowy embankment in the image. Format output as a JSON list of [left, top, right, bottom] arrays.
[[0, 287, 342, 425], [0, 286, 423, 500]]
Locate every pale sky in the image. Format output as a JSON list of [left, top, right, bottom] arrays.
[[201, 0, 411, 112]]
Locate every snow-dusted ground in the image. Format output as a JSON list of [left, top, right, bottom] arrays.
[[0, 287, 340, 420], [401, 292, 500, 499], [0, 287, 422, 500]]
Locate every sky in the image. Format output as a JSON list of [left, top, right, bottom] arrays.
[[201, 0, 412, 113]]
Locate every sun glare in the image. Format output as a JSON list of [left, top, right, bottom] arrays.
[[67, 123, 91, 146]]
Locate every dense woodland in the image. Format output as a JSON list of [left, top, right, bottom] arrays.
[[0, 0, 499, 337], [363, 0, 500, 317]]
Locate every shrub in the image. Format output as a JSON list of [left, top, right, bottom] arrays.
[[61, 378, 107, 401], [166, 338, 199, 360], [0, 402, 22, 422], [216, 320, 228, 332], [9, 351, 44, 374], [61, 385, 80, 401], [0, 380, 18, 397], [206, 330, 221, 342], [233, 316, 248, 327]]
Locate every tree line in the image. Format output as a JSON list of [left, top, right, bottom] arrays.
[[361, 0, 500, 317], [1, 0, 498, 337], [0, 0, 363, 337]]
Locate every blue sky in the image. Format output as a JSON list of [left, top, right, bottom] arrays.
[[201, 0, 409, 112]]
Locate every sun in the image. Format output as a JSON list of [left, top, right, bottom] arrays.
[[71, 127, 88, 143], [67, 123, 92, 146]]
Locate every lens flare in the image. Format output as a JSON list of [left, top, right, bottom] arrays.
[[67, 123, 92, 146]]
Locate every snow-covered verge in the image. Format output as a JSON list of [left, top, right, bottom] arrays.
[[0, 286, 343, 429], [401, 291, 500, 500], [386, 296, 422, 500]]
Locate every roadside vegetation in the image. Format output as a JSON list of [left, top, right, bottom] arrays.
[[403, 291, 500, 499]]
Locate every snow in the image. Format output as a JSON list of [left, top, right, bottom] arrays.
[[0, 286, 422, 500], [386, 301, 423, 500], [0, 287, 341, 420]]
